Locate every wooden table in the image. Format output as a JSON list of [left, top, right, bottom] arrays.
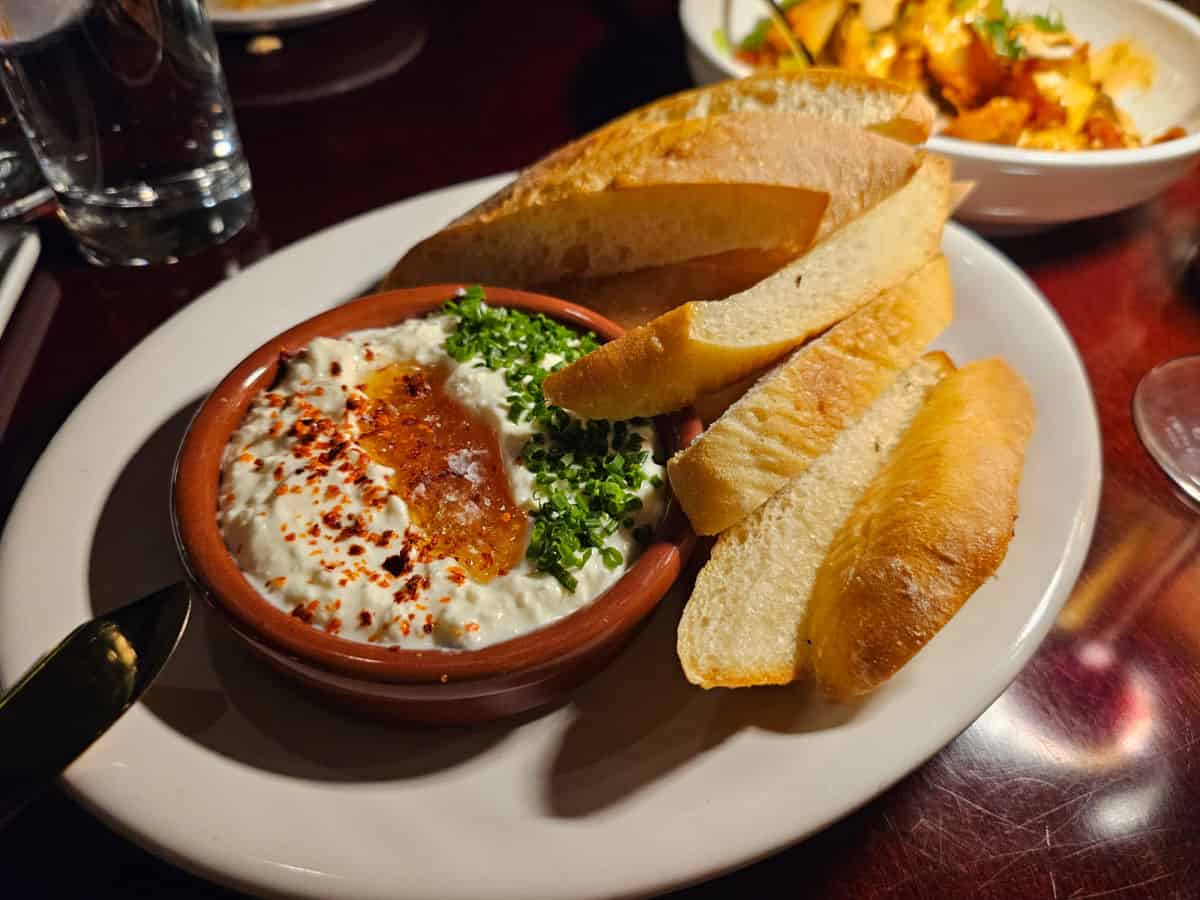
[[4, 2, 1200, 896]]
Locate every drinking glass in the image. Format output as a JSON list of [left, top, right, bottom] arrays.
[[0, 92, 50, 220], [0, 0, 254, 266]]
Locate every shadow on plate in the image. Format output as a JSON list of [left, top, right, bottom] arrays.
[[87, 400, 513, 783], [541, 566, 861, 818]]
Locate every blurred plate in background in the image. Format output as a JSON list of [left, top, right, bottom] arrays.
[[207, 0, 376, 32]]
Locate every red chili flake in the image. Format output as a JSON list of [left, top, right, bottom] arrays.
[[399, 620, 410, 636], [269, 421, 284, 437], [447, 567, 467, 586], [345, 396, 364, 412], [254, 458, 265, 470], [439, 596, 450, 604], [364, 348, 375, 362], [325, 485, 341, 500], [273, 465, 285, 482], [325, 617, 342, 634], [381, 551, 409, 577], [422, 622, 433, 634], [358, 610, 373, 627], [238, 452, 255, 464], [284, 533, 297, 542], [313, 387, 325, 396], [335, 517, 368, 542], [266, 393, 286, 408], [330, 361, 342, 376], [464, 622, 480, 633], [393, 574, 424, 604], [321, 441, 348, 465], [348, 544, 365, 557], [307, 524, 321, 538], [338, 578, 348, 587], [290, 604, 313, 623], [268, 576, 287, 590]]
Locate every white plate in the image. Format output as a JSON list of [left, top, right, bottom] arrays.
[[0, 175, 1100, 900], [681, 0, 1200, 232], [207, 0, 375, 32]]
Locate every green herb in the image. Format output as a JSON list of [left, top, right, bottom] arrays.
[[980, 17, 1023, 59], [1030, 9, 1065, 33], [441, 287, 660, 591], [738, 17, 773, 51], [713, 28, 732, 55]]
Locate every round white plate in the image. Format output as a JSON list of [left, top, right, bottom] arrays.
[[0, 175, 1100, 900], [207, 0, 375, 32], [681, 0, 1200, 231]]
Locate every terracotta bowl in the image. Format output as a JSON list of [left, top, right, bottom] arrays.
[[172, 285, 702, 724]]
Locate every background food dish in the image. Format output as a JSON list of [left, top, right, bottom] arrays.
[[681, 0, 1200, 231], [206, 0, 375, 31], [0, 174, 1098, 899]]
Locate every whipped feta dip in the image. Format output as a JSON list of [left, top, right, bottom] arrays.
[[218, 301, 666, 650]]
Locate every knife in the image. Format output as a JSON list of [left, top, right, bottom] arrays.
[[0, 581, 192, 826]]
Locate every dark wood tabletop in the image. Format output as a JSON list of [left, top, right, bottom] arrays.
[[4, 1, 1200, 897]]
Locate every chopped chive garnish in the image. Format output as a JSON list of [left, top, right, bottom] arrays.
[[440, 287, 662, 591]]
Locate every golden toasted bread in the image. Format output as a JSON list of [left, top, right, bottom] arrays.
[[384, 112, 920, 289], [543, 153, 952, 419], [807, 358, 1035, 700], [677, 353, 954, 689], [669, 254, 954, 535]]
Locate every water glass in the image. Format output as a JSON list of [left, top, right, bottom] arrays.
[[0, 92, 50, 220], [0, 0, 254, 266]]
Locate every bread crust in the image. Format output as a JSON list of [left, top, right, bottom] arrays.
[[385, 112, 918, 289], [543, 153, 952, 419], [677, 353, 954, 689], [806, 358, 1036, 700], [439, 67, 935, 234], [669, 254, 954, 535]]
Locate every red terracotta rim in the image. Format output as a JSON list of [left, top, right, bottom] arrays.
[[173, 285, 702, 684]]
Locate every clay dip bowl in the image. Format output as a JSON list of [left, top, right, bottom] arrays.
[[172, 285, 702, 724]]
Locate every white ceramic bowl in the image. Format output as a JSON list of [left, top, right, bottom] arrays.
[[681, 0, 1200, 233]]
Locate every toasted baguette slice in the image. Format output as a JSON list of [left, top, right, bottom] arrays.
[[538, 180, 972, 333], [450, 68, 935, 231], [677, 353, 954, 689], [534, 248, 793, 330], [544, 153, 952, 419], [575, 67, 935, 147], [384, 112, 919, 289], [807, 358, 1035, 700], [669, 254, 953, 535]]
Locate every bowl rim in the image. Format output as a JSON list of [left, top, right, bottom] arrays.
[[172, 285, 701, 684], [679, 0, 1200, 168]]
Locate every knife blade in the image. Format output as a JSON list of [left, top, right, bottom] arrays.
[[0, 581, 192, 826]]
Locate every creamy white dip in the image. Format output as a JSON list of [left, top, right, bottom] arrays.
[[218, 311, 666, 650]]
